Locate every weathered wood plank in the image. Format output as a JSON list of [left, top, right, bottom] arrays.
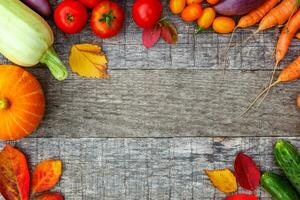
[[1, 137, 298, 200], [1, 0, 298, 70], [22, 69, 300, 138]]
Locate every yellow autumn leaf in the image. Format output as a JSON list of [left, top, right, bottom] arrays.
[[204, 168, 237, 193], [69, 43, 109, 78]]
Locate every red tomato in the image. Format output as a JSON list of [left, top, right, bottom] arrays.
[[54, 0, 88, 34], [132, 0, 163, 29], [79, 0, 101, 9], [91, 1, 125, 39]]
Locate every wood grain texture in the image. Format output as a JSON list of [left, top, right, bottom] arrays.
[[0, 0, 298, 138], [1, 137, 298, 200], [23, 68, 300, 138]]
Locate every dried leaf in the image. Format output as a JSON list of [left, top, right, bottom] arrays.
[[161, 21, 178, 44], [234, 152, 261, 191], [0, 144, 30, 200], [204, 168, 237, 193], [142, 26, 162, 48], [31, 160, 62, 194], [33, 192, 64, 200], [69, 44, 109, 78], [224, 194, 258, 200]]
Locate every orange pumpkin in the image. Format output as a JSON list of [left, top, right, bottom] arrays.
[[0, 65, 45, 140]]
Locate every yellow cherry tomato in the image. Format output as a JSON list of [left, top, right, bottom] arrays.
[[169, 0, 186, 14], [186, 0, 202, 5], [196, 7, 216, 33], [213, 16, 235, 33], [181, 3, 203, 22]]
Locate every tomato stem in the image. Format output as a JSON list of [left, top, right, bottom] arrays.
[[0, 97, 8, 110], [67, 13, 74, 22], [100, 10, 116, 28]]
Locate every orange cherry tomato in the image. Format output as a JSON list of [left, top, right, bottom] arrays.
[[169, 0, 186, 14], [207, 0, 220, 5], [186, 0, 202, 4], [213, 16, 235, 33], [181, 3, 203, 22]]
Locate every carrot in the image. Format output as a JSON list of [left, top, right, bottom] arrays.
[[240, 0, 299, 48], [262, 9, 300, 103], [241, 55, 300, 116], [276, 10, 300, 65], [295, 32, 300, 39], [258, 0, 299, 31], [237, 0, 281, 28], [223, 0, 280, 66]]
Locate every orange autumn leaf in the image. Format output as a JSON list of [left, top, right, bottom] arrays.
[[0, 144, 30, 200], [204, 168, 237, 193], [69, 44, 109, 78], [33, 192, 64, 200], [31, 160, 62, 194]]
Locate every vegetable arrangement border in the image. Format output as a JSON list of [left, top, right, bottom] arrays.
[[1, 0, 300, 199]]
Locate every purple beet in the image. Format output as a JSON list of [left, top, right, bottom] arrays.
[[22, 0, 52, 17], [214, 0, 265, 16]]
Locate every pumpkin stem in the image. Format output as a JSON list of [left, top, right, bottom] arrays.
[[40, 46, 68, 81], [0, 98, 8, 110]]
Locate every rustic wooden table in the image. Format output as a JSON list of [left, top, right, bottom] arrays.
[[1, 0, 300, 199]]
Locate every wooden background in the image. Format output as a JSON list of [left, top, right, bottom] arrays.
[[1, 0, 300, 199]]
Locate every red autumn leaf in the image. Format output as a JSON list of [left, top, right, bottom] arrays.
[[31, 160, 62, 194], [161, 20, 178, 44], [142, 26, 162, 48], [234, 152, 261, 191], [225, 194, 258, 200], [0, 144, 30, 200], [33, 192, 64, 200]]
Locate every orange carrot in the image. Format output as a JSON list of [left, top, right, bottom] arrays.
[[258, 0, 299, 31], [223, 0, 280, 65], [276, 10, 300, 65], [237, 0, 281, 28], [263, 9, 300, 102], [296, 32, 300, 39], [241, 55, 300, 115]]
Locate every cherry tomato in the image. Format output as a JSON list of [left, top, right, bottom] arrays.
[[132, 0, 163, 29], [79, 0, 101, 9], [207, 0, 220, 5], [213, 16, 235, 33], [169, 0, 186, 14], [186, 0, 202, 5], [54, 0, 88, 34], [181, 3, 202, 22], [196, 7, 216, 32], [91, 0, 125, 39]]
